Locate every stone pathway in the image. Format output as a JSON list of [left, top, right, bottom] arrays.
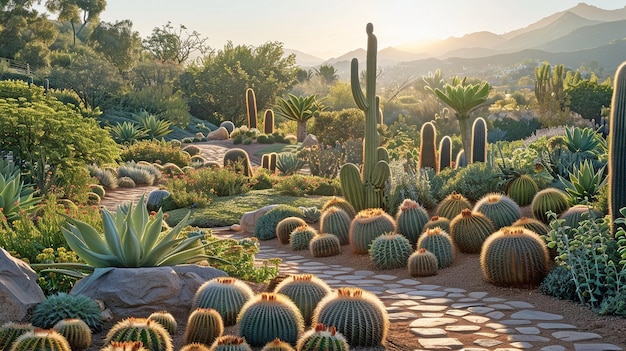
[[216, 228, 624, 351]]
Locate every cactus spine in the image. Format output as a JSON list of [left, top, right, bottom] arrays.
[[312, 287, 388, 347], [276, 217, 308, 245], [209, 336, 252, 351], [321, 198, 357, 219], [422, 215, 451, 233], [147, 311, 177, 336], [473, 193, 521, 229], [184, 308, 224, 346], [192, 277, 255, 327], [0, 322, 32, 350], [339, 23, 391, 212], [296, 324, 349, 351], [408, 248, 439, 277], [470, 117, 488, 163], [264, 109, 275, 134], [438, 135, 452, 172], [436, 192, 472, 220], [417, 228, 454, 268], [349, 208, 397, 254], [531, 188, 570, 224], [261, 338, 295, 351], [290, 225, 317, 251], [52, 319, 91, 351], [101, 341, 149, 351], [369, 232, 412, 270], [507, 174, 538, 207], [223, 148, 253, 177], [449, 209, 495, 254], [395, 199, 429, 247], [320, 207, 351, 245], [104, 318, 172, 351], [275, 274, 332, 327], [309, 233, 342, 257], [419, 121, 438, 170], [9, 329, 71, 351], [609, 61, 626, 233], [246, 88, 258, 130]]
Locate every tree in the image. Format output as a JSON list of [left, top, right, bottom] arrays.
[[275, 94, 327, 142], [89, 19, 142, 72], [565, 78, 613, 125], [143, 22, 209, 64], [324, 82, 357, 110], [45, 0, 105, 46], [295, 67, 312, 83], [315, 64, 338, 85], [0, 3, 57, 61]]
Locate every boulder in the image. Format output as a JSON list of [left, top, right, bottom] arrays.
[[239, 204, 279, 233], [70, 265, 227, 319], [206, 127, 230, 141], [0, 248, 45, 323], [301, 134, 320, 149]]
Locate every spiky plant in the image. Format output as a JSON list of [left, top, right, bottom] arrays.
[[254, 205, 305, 241], [9, 329, 70, 351], [192, 277, 255, 327], [261, 338, 295, 351], [52, 319, 91, 351], [473, 193, 521, 229], [290, 225, 317, 251], [296, 324, 349, 351], [436, 192, 472, 220], [319, 207, 351, 245], [559, 204, 603, 229], [275, 274, 332, 327], [32, 293, 102, 332], [349, 208, 397, 254], [531, 188, 570, 224], [395, 199, 429, 247], [276, 217, 308, 244], [104, 318, 172, 351], [449, 209, 495, 254], [101, 341, 149, 351], [408, 248, 439, 277], [184, 308, 224, 346], [506, 174, 538, 207], [369, 232, 412, 270], [209, 335, 252, 351], [422, 216, 451, 233], [147, 311, 177, 336], [312, 287, 388, 347], [180, 343, 211, 351], [511, 217, 550, 236], [321, 198, 357, 219], [309, 233, 342, 257], [0, 322, 32, 350], [416, 228, 454, 269]]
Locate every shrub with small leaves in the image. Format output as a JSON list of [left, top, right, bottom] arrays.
[[539, 267, 578, 301], [408, 248, 439, 277]]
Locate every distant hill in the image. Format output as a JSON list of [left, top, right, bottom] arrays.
[[537, 19, 626, 52], [283, 49, 325, 67]]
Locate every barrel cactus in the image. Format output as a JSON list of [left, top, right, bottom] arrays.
[[296, 324, 349, 351], [192, 277, 255, 327], [473, 193, 521, 229], [419, 122, 438, 170], [407, 248, 439, 277], [9, 329, 71, 351], [321, 198, 357, 219], [290, 225, 317, 251], [416, 227, 454, 268], [511, 217, 550, 236], [309, 233, 342, 257], [349, 208, 397, 254], [184, 308, 224, 346], [254, 205, 304, 241], [395, 199, 429, 247], [436, 192, 472, 220], [147, 311, 177, 336], [237, 293, 304, 347], [449, 209, 495, 254], [0, 322, 32, 350], [275, 274, 332, 327], [260, 338, 295, 351], [480, 226, 550, 287], [52, 318, 91, 351], [422, 215, 451, 233], [369, 232, 412, 270], [146, 189, 171, 212], [507, 174, 538, 207], [209, 336, 252, 351], [320, 207, 351, 245], [276, 217, 308, 245], [104, 318, 172, 351], [180, 343, 211, 351], [312, 287, 388, 347], [101, 341, 149, 351], [559, 204, 603, 229], [531, 188, 570, 224], [223, 148, 253, 177]]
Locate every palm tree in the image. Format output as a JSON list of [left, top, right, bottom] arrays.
[[315, 64, 339, 85], [274, 94, 327, 142], [434, 77, 490, 157]]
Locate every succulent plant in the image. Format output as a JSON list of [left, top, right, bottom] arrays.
[[422, 215, 451, 233], [470, 117, 488, 163], [276, 152, 306, 176], [275, 274, 332, 327], [209, 335, 252, 351], [146, 189, 171, 212], [237, 293, 304, 347], [506, 174, 538, 206], [296, 324, 349, 351], [246, 88, 258, 130], [260, 338, 295, 351], [559, 204, 604, 229], [349, 208, 397, 254], [299, 206, 321, 224], [419, 122, 438, 170], [416, 227, 454, 269], [531, 188, 570, 224], [290, 225, 317, 251], [276, 217, 308, 245], [473, 193, 521, 229], [101, 341, 149, 351], [480, 226, 549, 287], [511, 217, 550, 236], [220, 121, 235, 134], [312, 287, 388, 347], [254, 205, 305, 241], [32, 293, 102, 332], [104, 318, 172, 351], [147, 311, 177, 336], [52, 318, 91, 351], [369, 232, 412, 270], [321, 198, 357, 219], [609, 61, 626, 233], [309, 233, 342, 257], [261, 153, 278, 173], [407, 248, 439, 277], [180, 343, 211, 351], [223, 148, 253, 177], [0, 322, 32, 350], [184, 308, 224, 346], [320, 207, 351, 245], [192, 277, 255, 327], [9, 329, 71, 351], [438, 135, 453, 172], [436, 192, 472, 220], [395, 199, 429, 247], [449, 209, 495, 254]]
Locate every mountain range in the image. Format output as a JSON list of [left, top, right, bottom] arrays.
[[287, 3, 626, 79]]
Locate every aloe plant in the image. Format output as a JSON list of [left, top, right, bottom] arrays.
[[136, 112, 173, 139], [61, 194, 210, 267], [558, 159, 607, 204], [0, 159, 40, 222], [276, 152, 306, 176], [109, 121, 148, 145]]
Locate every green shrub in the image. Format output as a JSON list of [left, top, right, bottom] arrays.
[[120, 139, 191, 168], [274, 175, 341, 197], [117, 161, 158, 186], [539, 266, 577, 301], [165, 167, 248, 210], [296, 144, 344, 179], [309, 109, 365, 145], [436, 162, 499, 202], [254, 205, 304, 240]]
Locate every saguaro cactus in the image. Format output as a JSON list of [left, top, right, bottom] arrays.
[[419, 122, 438, 170], [246, 88, 258, 130], [471, 117, 487, 163], [609, 60, 626, 233], [339, 23, 391, 212]]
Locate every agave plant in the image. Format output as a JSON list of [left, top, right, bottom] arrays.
[[136, 111, 172, 139], [109, 122, 148, 145], [558, 159, 607, 205], [0, 159, 40, 222], [61, 194, 210, 267], [564, 127, 606, 157], [276, 152, 306, 176]]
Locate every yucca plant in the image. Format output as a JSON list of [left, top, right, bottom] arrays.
[[558, 159, 607, 205], [136, 111, 172, 139], [109, 121, 148, 145], [276, 152, 306, 176], [61, 194, 212, 267], [0, 159, 40, 222]]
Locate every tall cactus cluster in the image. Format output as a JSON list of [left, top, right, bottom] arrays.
[[609, 60, 626, 233], [339, 23, 391, 212]]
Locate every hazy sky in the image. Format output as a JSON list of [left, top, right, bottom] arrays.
[[93, 0, 625, 59]]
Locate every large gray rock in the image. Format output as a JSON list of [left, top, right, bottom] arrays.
[[206, 127, 230, 141], [239, 204, 279, 233], [0, 248, 45, 323], [301, 134, 320, 149], [70, 265, 227, 319]]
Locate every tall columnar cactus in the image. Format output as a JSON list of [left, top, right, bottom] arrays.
[[339, 23, 391, 212], [320, 207, 351, 245], [104, 318, 173, 351], [275, 274, 332, 327], [449, 209, 495, 254], [264, 110, 275, 134], [438, 135, 452, 172], [349, 208, 397, 254], [223, 148, 253, 177], [296, 324, 349, 351], [209, 335, 253, 351], [0, 322, 32, 350], [147, 311, 177, 336], [369, 232, 413, 270], [309, 233, 342, 257], [276, 217, 308, 245], [436, 192, 472, 220], [507, 174, 538, 207], [184, 308, 224, 346], [261, 338, 295, 351], [407, 248, 439, 277], [290, 225, 317, 251], [395, 199, 429, 247], [422, 215, 451, 233], [321, 198, 357, 219], [192, 277, 255, 327], [417, 227, 454, 268], [609, 60, 626, 234], [455, 149, 466, 169], [237, 293, 304, 347], [9, 329, 71, 351], [419, 122, 438, 170], [312, 287, 388, 347], [480, 226, 549, 287], [531, 188, 570, 224], [471, 117, 487, 163], [473, 193, 521, 229], [52, 319, 91, 351], [245, 88, 258, 130]]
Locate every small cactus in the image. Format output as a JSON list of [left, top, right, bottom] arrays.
[[0, 322, 32, 350], [309, 233, 342, 257], [559, 204, 603, 229], [473, 193, 521, 229], [395, 199, 429, 247], [223, 148, 253, 177], [184, 308, 224, 346], [237, 293, 304, 347], [436, 192, 472, 220], [531, 188, 570, 224], [349, 208, 397, 254], [192, 277, 255, 327], [320, 207, 351, 245], [104, 318, 172, 351], [470, 117, 488, 163], [275, 275, 332, 327], [321, 197, 357, 219], [422, 215, 451, 233], [52, 318, 91, 351], [146, 190, 171, 212], [408, 248, 439, 277], [276, 217, 308, 245], [296, 324, 349, 351], [209, 335, 252, 351], [147, 311, 177, 336], [417, 227, 454, 269], [449, 209, 495, 254], [9, 329, 71, 351], [369, 232, 412, 270], [290, 225, 317, 251]]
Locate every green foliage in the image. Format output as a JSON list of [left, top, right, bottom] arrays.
[[417, 228, 454, 269], [349, 208, 397, 254], [165, 166, 248, 209], [565, 78, 613, 124], [563, 126, 606, 159], [492, 117, 541, 142], [319, 207, 351, 245], [558, 160, 607, 205], [434, 163, 499, 202], [408, 248, 439, 277], [540, 266, 578, 301], [369, 233, 412, 270], [273, 175, 340, 197], [32, 293, 103, 331], [104, 318, 173, 351], [137, 111, 173, 139], [184, 308, 224, 346], [387, 161, 437, 213], [120, 139, 191, 168], [276, 152, 306, 176], [296, 144, 344, 179], [53, 318, 92, 351], [192, 277, 255, 326], [9, 329, 71, 351], [118, 176, 136, 188], [0, 322, 33, 351], [473, 193, 521, 229], [309, 233, 342, 257], [275, 274, 332, 327], [109, 121, 149, 145], [299, 206, 321, 224], [290, 225, 316, 251], [34, 247, 83, 295], [88, 164, 118, 189], [309, 108, 365, 145], [395, 199, 429, 247], [296, 324, 349, 351], [254, 205, 304, 240], [449, 209, 495, 254], [0, 159, 41, 223]]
